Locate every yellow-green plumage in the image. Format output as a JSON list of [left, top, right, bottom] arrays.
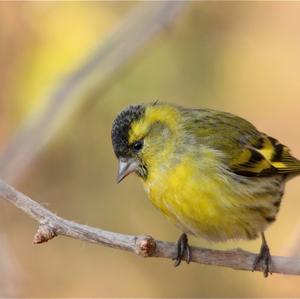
[[111, 102, 300, 247]]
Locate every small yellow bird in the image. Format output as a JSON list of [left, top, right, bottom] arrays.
[[111, 102, 300, 277]]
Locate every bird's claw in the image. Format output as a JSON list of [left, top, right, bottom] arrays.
[[173, 233, 191, 267], [252, 242, 272, 277]]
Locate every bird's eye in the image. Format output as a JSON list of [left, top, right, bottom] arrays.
[[132, 139, 144, 152]]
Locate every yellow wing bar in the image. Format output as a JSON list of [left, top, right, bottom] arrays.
[[230, 135, 300, 177]]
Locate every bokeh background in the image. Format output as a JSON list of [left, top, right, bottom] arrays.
[[1, 1, 300, 297]]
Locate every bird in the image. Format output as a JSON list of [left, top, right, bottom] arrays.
[[111, 101, 300, 277]]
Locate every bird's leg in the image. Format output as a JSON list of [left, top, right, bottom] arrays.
[[173, 233, 191, 267], [252, 233, 272, 277]]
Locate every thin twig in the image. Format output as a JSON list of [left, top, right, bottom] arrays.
[[0, 2, 186, 183], [0, 179, 300, 276]]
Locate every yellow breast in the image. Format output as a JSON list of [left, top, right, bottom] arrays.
[[143, 150, 273, 241]]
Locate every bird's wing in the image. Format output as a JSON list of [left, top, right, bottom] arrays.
[[186, 108, 300, 178], [229, 134, 300, 177]]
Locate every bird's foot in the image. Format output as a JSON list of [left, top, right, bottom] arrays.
[[173, 233, 191, 267], [252, 241, 272, 277]]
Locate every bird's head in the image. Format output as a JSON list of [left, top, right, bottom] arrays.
[[111, 102, 180, 183]]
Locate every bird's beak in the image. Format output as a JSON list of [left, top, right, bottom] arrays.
[[117, 158, 138, 183]]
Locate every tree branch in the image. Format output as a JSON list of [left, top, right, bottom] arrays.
[[0, 179, 300, 276]]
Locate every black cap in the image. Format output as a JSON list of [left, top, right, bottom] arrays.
[[111, 105, 145, 158]]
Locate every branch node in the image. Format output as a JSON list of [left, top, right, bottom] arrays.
[[135, 235, 156, 257], [33, 225, 57, 244]]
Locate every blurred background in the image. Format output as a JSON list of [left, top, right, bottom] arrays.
[[1, 1, 300, 297]]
